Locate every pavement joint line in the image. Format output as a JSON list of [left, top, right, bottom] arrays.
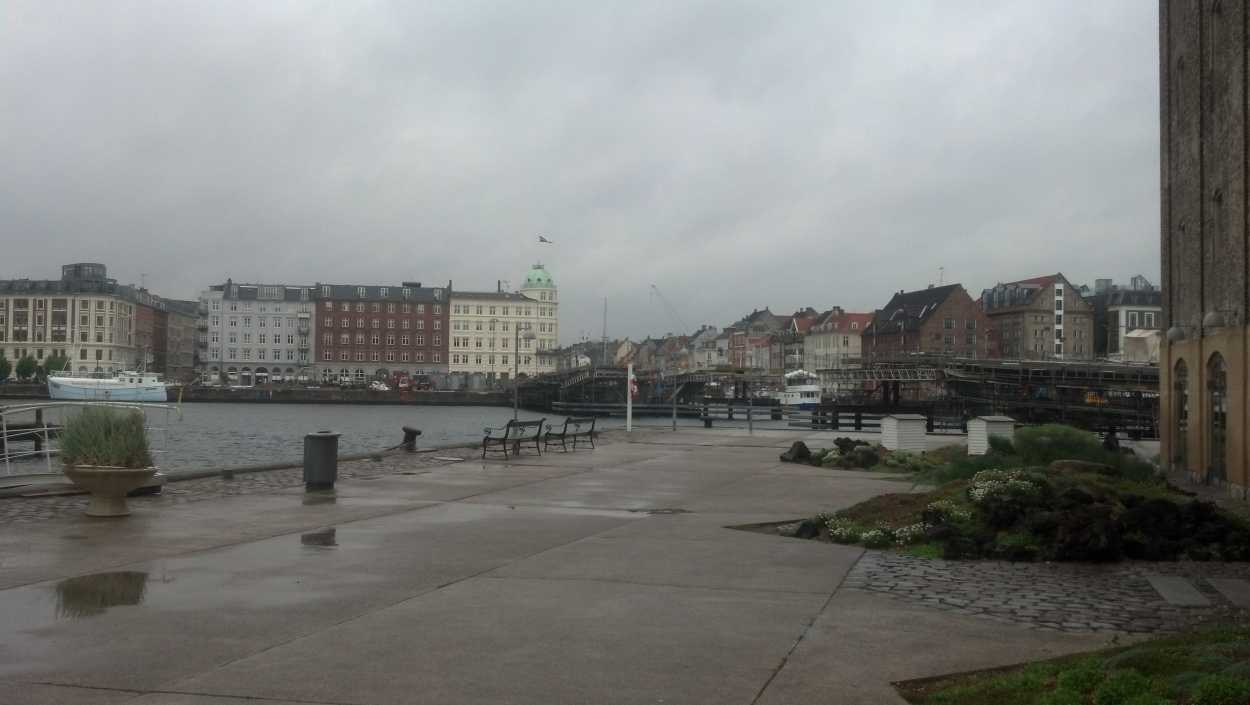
[[478, 573, 835, 597], [0, 465, 600, 592], [749, 545, 868, 705], [153, 508, 643, 696], [23, 680, 359, 705]]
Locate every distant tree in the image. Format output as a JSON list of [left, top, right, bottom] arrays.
[[15, 356, 37, 381], [39, 353, 70, 379], [0, 356, 9, 383]]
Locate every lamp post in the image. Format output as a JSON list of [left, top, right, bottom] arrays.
[[514, 322, 535, 420]]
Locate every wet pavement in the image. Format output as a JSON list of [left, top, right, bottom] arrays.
[[0, 429, 1161, 704]]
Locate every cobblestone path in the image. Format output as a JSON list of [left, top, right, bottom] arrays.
[[845, 551, 1250, 634]]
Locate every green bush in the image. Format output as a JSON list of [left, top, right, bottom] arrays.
[[1121, 694, 1169, 705], [1058, 659, 1106, 694], [1015, 424, 1106, 465], [1191, 674, 1250, 705], [988, 434, 1016, 455], [1093, 669, 1151, 705], [59, 407, 153, 468], [1037, 688, 1083, 705]]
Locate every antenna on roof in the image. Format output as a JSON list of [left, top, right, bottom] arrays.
[[938, 266, 944, 286]]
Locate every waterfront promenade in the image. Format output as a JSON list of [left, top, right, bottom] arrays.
[[0, 429, 1234, 705]]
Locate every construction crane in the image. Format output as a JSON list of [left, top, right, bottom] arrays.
[[649, 284, 689, 334]]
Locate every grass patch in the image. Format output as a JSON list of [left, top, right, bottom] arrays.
[[898, 628, 1250, 705]]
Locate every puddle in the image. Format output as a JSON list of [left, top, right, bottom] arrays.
[[54, 571, 148, 619], [631, 508, 694, 516], [300, 527, 337, 547]]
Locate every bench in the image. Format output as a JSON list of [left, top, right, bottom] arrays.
[[482, 418, 546, 459], [544, 417, 597, 452]]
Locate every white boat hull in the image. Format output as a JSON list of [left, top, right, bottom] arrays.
[[48, 378, 169, 402]]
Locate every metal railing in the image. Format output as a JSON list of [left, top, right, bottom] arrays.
[[0, 401, 181, 477]]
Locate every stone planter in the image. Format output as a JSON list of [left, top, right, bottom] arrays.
[[63, 465, 158, 517]]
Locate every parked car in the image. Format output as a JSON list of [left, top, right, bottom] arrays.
[[369, 381, 391, 392]]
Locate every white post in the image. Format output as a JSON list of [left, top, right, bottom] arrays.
[[626, 363, 634, 433]]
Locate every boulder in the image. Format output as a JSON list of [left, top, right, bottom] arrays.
[[779, 441, 812, 463]]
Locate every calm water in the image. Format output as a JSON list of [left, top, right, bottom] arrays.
[[8, 402, 789, 473], [138, 403, 766, 471]]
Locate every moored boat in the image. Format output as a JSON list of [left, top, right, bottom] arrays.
[[48, 372, 170, 402]]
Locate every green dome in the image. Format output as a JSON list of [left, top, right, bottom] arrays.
[[523, 263, 555, 289]]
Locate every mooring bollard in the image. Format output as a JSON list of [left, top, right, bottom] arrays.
[[303, 430, 340, 492], [401, 426, 422, 452]]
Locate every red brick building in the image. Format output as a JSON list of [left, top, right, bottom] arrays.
[[865, 284, 996, 359], [314, 281, 451, 385]]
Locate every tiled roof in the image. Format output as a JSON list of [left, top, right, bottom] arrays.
[[1106, 289, 1162, 308], [451, 291, 537, 303], [315, 282, 446, 302], [870, 284, 961, 333]]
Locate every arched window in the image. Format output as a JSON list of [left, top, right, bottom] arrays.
[[1173, 359, 1188, 474], [1208, 353, 1227, 484]]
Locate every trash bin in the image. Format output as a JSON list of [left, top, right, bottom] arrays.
[[303, 431, 340, 491]]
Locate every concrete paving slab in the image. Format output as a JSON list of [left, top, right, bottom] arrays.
[[125, 694, 314, 705], [1146, 576, 1211, 606], [685, 472, 914, 515], [489, 521, 862, 594], [0, 681, 138, 705], [0, 503, 637, 692], [1206, 578, 1250, 608], [755, 589, 1116, 705], [169, 576, 827, 705], [462, 464, 756, 511]]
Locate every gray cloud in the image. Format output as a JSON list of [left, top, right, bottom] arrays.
[[0, 1, 1159, 342]]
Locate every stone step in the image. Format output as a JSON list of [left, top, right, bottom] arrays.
[[1206, 578, 1250, 609], [1145, 576, 1211, 607]]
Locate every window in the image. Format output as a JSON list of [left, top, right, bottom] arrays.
[[371, 334, 380, 345], [1209, 353, 1228, 483], [325, 301, 333, 310], [403, 304, 411, 314], [371, 351, 380, 362], [340, 333, 350, 344], [434, 320, 441, 330], [1055, 298, 1063, 311], [386, 334, 395, 346], [385, 351, 395, 362], [401, 335, 409, 345], [401, 320, 410, 330], [341, 302, 350, 312], [401, 352, 410, 362], [380, 288, 389, 298], [416, 351, 426, 362], [1055, 314, 1063, 327], [476, 305, 483, 315], [356, 287, 366, 298], [943, 318, 954, 329], [372, 303, 380, 313], [324, 350, 333, 361], [1128, 312, 1139, 328], [387, 319, 395, 329], [433, 305, 441, 315], [325, 317, 333, 327], [1145, 312, 1156, 328], [356, 351, 365, 361], [356, 302, 364, 312], [416, 335, 425, 346], [340, 351, 350, 361], [433, 335, 441, 346]]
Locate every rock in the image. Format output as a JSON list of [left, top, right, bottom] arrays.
[[1048, 459, 1118, 476], [793, 519, 821, 539], [780, 441, 812, 463]]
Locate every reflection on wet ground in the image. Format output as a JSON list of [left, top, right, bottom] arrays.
[[54, 571, 148, 619], [300, 527, 337, 547], [302, 491, 337, 506]]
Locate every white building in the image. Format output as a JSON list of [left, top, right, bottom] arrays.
[[448, 264, 559, 382], [0, 263, 138, 376], [198, 280, 315, 385], [805, 308, 874, 392]]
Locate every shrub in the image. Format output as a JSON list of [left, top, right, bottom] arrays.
[[1191, 674, 1250, 705], [833, 436, 870, 454], [1037, 689, 1084, 705], [1057, 659, 1106, 694], [859, 528, 894, 548], [1093, 669, 1151, 705], [988, 434, 1016, 455], [59, 407, 152, 469], [1015, 424, 1106, 465], [1121, 695, 1169, 705]]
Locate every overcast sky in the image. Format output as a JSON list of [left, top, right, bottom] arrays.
[[1, 1, 1159, 343]]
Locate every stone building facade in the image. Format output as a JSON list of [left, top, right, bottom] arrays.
[[981, 274, 1096, 360], [448, 265, 559, 383], [313, 281, 449, 385], [199, 281, 316, 385], [1160, 0, 1250, 498], [865, 284, 996, 359], [0, 263, 138, 376]]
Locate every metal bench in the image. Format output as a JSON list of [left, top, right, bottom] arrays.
[[543, 416, 597, 452], [482, 418, 546, 459]]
